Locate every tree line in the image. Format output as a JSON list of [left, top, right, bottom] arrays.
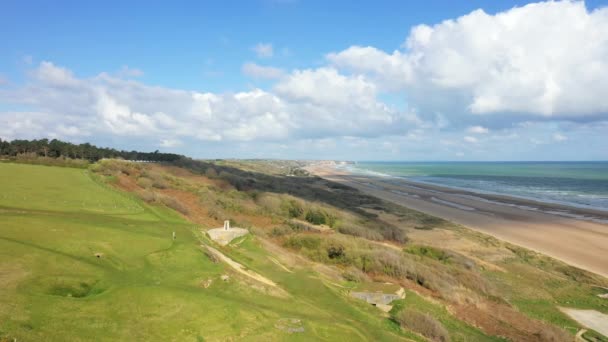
[[0, 138, 183, 162]]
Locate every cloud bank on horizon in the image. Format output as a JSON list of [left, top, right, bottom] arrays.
[[1, 1, 607, 160]]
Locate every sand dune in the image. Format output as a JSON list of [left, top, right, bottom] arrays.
[[309, 165, 608, 278]]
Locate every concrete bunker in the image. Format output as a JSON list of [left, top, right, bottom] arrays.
[[350, 286, 405, 312], [207, 220, 249, 246]]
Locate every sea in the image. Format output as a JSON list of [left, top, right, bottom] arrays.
[[340, 161, 608, 211]]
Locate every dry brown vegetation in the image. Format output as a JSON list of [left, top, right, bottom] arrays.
[[394, 309, 450, 342], [89, 159, 606, 341]]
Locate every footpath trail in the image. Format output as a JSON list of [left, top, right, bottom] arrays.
[[204, 245, 278, 288]]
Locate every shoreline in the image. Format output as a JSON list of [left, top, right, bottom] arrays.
[[357, 170, 608, 225], [338, 163, 608, 218], [307, 163, 608, 278]]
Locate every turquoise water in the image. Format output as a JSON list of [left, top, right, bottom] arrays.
[[344, 162, 608, 210]]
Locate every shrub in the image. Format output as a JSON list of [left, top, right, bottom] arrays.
[[358, 249, 412, 278], [207, 207, 223, 220], [159, 195, 190, 215], [92, 159, 139, 176], [137, 177, 153, 188], [215, 197, 242, 212], [337, 224, 383, 241], [327, 244, 345, 259], [405, 246, 451, 263], [256, 194, 282, 215], [136, 189, 189, 215], [394, 309, 450, 342], [284, 235, 321, 250], [143, 170, 169, 189], [138, 189, 157, 202], [534, 325, 571, 342], [342, 267, 370, 283], [287, 220, 313, 232], [305, 208, 326, 225], [281, 199, 304, 218], [414, 216, 446, 230], [270, 226, 292, 237], [205, 167, 218, 178]]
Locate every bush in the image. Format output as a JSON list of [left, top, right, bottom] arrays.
[[358, 249, 412, 278], [327, 244, 344, 259], [281, 199, 304, 218], [159, 195, 190, 215], [256, 194, 282, 215], [92, 159, 139, 176], [305, 208, 326, 225], [136, 189, 189, 215], [207, 207, 223, 220], [205, 167, 218, 178], [138, 189, 157, 202], [342, 267, 370, 283], [414, 216, 446, 230], [137, 177, 153, 188], [533, 325, 572, 342], [284, 235, 321, 250], [394, 309, 450, 342], [287, 220, 313, 232], [270, 226, 292, 237], [405, 246, 451, 263], [143, 170, 169, 189], [337, 224, 383, 241], [342, 219, 407, 243]]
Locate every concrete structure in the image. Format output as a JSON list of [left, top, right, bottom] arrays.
[[350, 286, 405, 312], [207, 220, 249, 246], [350, 291, 402, 306]]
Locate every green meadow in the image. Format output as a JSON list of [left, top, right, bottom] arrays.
[[0, 163, 408, 341]]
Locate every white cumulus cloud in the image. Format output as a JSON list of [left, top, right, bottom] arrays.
[[253, 43, 274, 58], [467, 126, 489, 134], [464, 136, 478, 143], [329, 1, 608, 122], [553, 133, 568, 141], [1, 61, 420, 146], [242, 62, 285, 79]]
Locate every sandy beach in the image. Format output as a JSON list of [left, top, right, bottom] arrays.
[[308, 163, 608, 278]]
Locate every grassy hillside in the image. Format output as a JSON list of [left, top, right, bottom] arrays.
[[0, 163, 410, 341], [1, 160, 607, 341]]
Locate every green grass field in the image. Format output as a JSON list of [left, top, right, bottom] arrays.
[[0, 163, 411, 341]]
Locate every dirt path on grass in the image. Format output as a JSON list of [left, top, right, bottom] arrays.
[[268, 256, 293, 273], [204, 245, 278, 288]]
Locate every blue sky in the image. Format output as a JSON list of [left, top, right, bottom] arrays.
[[1, 0, 608, 160]]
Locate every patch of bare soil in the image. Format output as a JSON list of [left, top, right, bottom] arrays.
[[452, 302, 569, 341], [115, 173, 141, 192]]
